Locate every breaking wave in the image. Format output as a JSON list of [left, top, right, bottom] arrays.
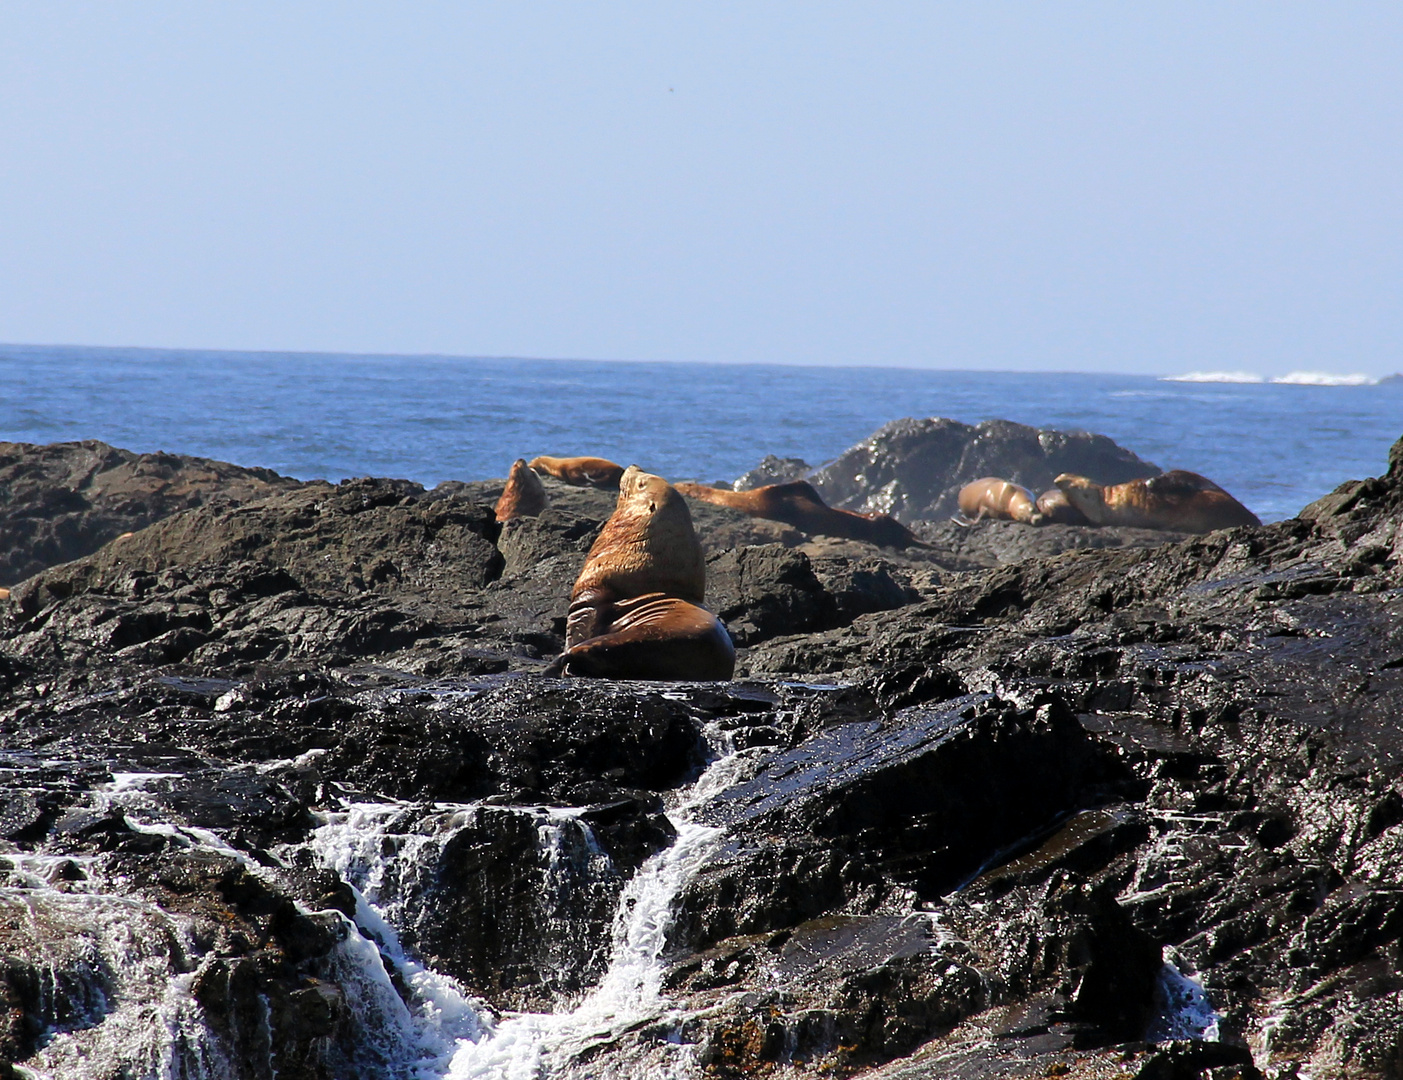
[[1270, 371, 1378, 386], [1159, 371, 1265, 384]]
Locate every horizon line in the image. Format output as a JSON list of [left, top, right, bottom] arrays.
[[1, 340, 1397, 383]]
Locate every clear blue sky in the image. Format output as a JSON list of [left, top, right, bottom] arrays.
[[1, 3, 1399, 375]]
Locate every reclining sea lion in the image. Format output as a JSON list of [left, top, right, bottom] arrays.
[[494, 458, 549, 522], [1033, 486, 1090, 526], [955, 477, 1042, 525], [547, 465, 734, 680], [674, 480, 927, 549], [1053, 470, 1261, 533], [528, 455, 626, 490]]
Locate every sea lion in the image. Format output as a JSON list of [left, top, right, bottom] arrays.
[[955, 478, 1042, 525], [1053, 470, 1261, 533], [1033, 487, 1090, 526], [674, 480, 927, 549], [547, 592, 735, 680], [494, 458, 549, 523], [550, 465, 734, 680], [528, 455, 626, 490]]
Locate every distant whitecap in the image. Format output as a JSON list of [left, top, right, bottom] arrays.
[[1159, 371, 1265, 384], [1270, 370, 1377, 386]]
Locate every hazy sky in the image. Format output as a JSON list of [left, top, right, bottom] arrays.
[[1, 4, 1399, 375]]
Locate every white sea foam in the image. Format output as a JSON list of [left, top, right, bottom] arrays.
[[302, 772, 732, 1080], [300, 745, 740, 1080], [1160, 370, 1265, 384], [1270, 370, 1378, 386], [1145, 958, 1221, 1042], [3, 878, 227, 1079], [443, 816, 722, 1079]]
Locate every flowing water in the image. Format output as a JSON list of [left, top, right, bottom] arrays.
[[291, 738, 759, 1079], [4, 731, 1239, 1078]]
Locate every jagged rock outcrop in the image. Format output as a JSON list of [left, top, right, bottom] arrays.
[[734, 455, 811, 491], [806, 418, 1161, 522], [0, 440, 303, 585], [0, 431, 1399, 1078]]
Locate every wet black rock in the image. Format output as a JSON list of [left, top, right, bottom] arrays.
[[704, 544, 916, 648], [913, 517, 1192, 567], [673, 693, 1135, 952], [1, 431, 1402, 1078]]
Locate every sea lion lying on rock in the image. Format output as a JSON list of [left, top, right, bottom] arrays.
[[494, 458, 549, 522], [1033, 487, 1090, 526], [674, 480, 927, 549], [955, 478, 1042, 525], [1054, 470, 1261, 533], [547, 466, 735, 680], [528, 455, 626, 490]]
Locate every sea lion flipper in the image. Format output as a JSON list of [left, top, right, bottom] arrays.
[[557, 598, 735, 681]]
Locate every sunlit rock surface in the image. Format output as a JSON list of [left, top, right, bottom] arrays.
[[0, 430, 1399, 1078]]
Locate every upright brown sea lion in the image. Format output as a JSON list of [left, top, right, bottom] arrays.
[[955, 477, 1042, 525], [528, 455, 626, 490], [549, 465, 734, 680], [494, 458, 549, 522], [1054, 470, 1261, 533], [674, 480, 927, 549], [1033, 487, 1090, 526]]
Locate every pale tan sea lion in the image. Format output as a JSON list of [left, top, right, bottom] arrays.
[[674, 480, 928, 549], [1053, 470, 1261, 533], [527, 455, 626, 490], [551, 465, 734, 680], [494, 458, 549, 523], [955, 477, 1042, 525], [1033, 487, 1090, 526]]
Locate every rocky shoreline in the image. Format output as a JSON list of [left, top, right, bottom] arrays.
[[1, 421, 1400, 1079]]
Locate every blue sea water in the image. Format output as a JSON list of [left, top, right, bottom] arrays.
[[0, 344, 1398, 523]]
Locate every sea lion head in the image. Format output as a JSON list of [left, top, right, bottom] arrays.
[[495, 458, 549, 522], [1053, 473, 1107, 523], [1035, 486, 1089, 526], [571, 466, 705, 605]]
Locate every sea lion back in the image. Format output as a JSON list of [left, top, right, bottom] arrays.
[[528, 455, 626, 489]]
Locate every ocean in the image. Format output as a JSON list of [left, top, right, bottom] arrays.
[[1, 343, 1398, 523]]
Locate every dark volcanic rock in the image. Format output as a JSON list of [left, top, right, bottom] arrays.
[[734, 455, 812, 490], [2, 431, 1403, 1078], [673, 693, 1135, 952], [14, 474, 504, 602], [0, 439, 303, 585], [913, 517, 1192, 567], [808, 417, 1161, 522]]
